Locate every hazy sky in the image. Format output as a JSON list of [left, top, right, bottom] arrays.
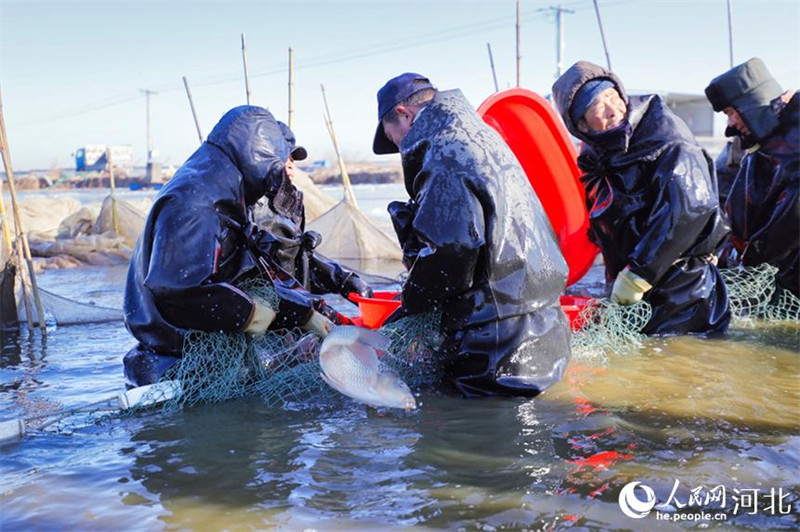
[[1, 0, 798, 171]]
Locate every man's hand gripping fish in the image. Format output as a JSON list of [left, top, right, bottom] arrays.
[[319, 325, 416, 410]]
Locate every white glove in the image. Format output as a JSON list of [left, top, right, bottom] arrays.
[[244, 298, 277, 335], [303, 310, 334, 338], [611, 267, 652, 305]]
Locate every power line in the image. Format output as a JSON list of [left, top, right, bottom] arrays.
[[18, 1, 634, 127]]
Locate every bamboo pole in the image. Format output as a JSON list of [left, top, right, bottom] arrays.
[[182, 76, 204, 144], [0, 90, 45, 333], [592, 0, 612, 71], [241, 33, 252, 105], [288, 47, 295, 130], [0, 170, 12, 256], [106, 147, 119, 235], [726, 0, 735, 68], [320, 84, 358, 208], [487, 43, 499, 93], [515, 0, 521, 87]]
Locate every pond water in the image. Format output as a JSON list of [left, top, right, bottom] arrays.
[[1, 186, 799, 530]]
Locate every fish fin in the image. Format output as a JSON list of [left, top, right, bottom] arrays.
[[355, 328, 392, 352]]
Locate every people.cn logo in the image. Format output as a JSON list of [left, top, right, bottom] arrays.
[[618, 481, 657, 519]]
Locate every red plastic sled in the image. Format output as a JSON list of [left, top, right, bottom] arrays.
[[477, 88, 599, 287]]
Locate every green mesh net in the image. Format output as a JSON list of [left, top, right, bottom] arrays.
[[129, 263, 797, 412], [125, 271, 444, 413], [721, 263, 800, 325], [569, 299, 652, 363]]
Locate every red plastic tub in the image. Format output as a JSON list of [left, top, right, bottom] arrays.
[[477, 88, 599, 287], [349, 291, 591, 331]]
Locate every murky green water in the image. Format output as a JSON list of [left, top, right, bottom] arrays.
[[2, 267, 799, 530]]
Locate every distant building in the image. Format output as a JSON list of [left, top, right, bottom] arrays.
[[75, 144, 134, 172]]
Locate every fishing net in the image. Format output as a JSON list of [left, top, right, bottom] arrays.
[[721, 263, 778, 320], [569, 299, 653, 364], [721, 263, 800, 324], [126, 276, 443, 413], [762, 288, 800, 322], [306, 200, 402, 261], [125, 263, 797, 413]]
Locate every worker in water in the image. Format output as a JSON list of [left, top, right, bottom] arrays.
[[552, 61, 730, 335], [123, 106, 369, 387], [372, 72, 571, 398], [705, 57, 799, 298]]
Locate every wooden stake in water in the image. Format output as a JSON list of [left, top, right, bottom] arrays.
[[0, 89, 46, 334], [320, 84, 358, 208]]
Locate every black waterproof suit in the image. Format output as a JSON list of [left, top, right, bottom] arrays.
[[388, 90, 571, 398], [725, 92, 799, 296], [250, 200, 365, 297], [123, 106, 320, 385], [552, 62, 730, 335]]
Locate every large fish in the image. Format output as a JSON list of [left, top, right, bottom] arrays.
[[319, 325, 416, 410]]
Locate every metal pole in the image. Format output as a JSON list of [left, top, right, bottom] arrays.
[[487, 43, 499, 93], [241, 33, 252, 105], [182, 76, 203, 144], [288, 47, 295, 130], [0, 90, 46, 333], [726, 0, 735, 68], [515, 0, 521, 87], [592, 0, 612, 71], [320, 84, 358, 208], [106, 147, 119, 235]]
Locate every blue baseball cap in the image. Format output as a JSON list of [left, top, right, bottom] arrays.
[[373, 72, 435, 155]]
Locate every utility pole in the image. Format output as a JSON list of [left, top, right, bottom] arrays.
[[288, 47, 295, 130], [539, 6, 575, 79], [140, 89, 157, 180]]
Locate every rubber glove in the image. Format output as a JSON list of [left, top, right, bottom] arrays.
[[303, 310, 334, 338], [611, 267, 652, 305], [244, 298, 277, 335]]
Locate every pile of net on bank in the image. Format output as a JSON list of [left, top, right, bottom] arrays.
[[132, 264, 798, 412]]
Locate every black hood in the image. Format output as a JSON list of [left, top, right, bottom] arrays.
[[551, 60, 628, 145], [206, 105, 289, 206], [705, 57, 784, 143]]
